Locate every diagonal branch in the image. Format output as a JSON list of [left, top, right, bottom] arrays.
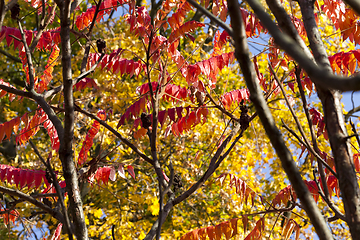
[[0, 185, 65, 223], [187, 0, 233, 37], [245, 0, 360, 92], [17, 21, 35, 90], [144, 123, 243, 240], [0, 48, 22, 63], [29, 140, 73, 239], [73, 105, 154, 165], [227, 0, 333, 239]]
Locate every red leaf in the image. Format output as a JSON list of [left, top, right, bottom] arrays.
[[94, 166, 111, 185], [127, 165, 136, 180], [78, 110, 106, 166], [0, 124, 5, 142], [168, 21, 204, 43], [50, 223, 62, 240]]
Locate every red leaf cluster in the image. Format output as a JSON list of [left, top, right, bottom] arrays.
[[185, 52, 235, 87], [74, 78, 99, 91], [168, 21, 205, 44], [274, 175, 339, 204], [309, 108, 328, 139], [118, 82, 188, 128], [321, 0, 360, 43], [117, 95, 149, 128], [75, 0, 128, 31], [132, 106, 209, 139], [94, 166, 112, 185], [78, 110, 107, 166], [155, 0, 188, 29], [36, 45, 60, 93], [0, 208, 19, 226], [221, 88, 250, 110], [0, 164, 48, 189], [217, 173, 256, 207], [42, 180, 66, 196], [212, 0, 227, 22], [240, 8, 266, 38], [87, 52, 143, 78], [170, 107, 209, 136], [90, 165, 136, 185], [328, 50, 360, 75], [167, 1, 192, 30], [180, 218, 239, 240], [244, 218, 265, 240], [213, 30, 230, 56], [272, 185, 296, 207], [16, 109, 60, 151], [0, 26, 60, 51], [126, 6, 152, 41], [137, 82, 187, 102]]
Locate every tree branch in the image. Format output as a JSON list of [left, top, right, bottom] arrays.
[[186, 0, 233, 37], [29, 140, 73, 239], [298, 0, 360, 237], [0, 185, 65, 223], [245, 0, 360, 92], [73, 105, 154, 165], [55, 0, 88, 238], [227, 0, 333, 239], [0, 48, 22, 63]]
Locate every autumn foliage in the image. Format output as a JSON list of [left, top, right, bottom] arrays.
[[0, 0, 359, 239]]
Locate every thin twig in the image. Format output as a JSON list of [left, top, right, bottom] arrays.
[[17, 21, 36, 89], [281, 120, 337, 177], [29, 140, 74, 238]]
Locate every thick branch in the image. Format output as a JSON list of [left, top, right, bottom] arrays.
[[245, 0, 360, 92], [55, 0, 88, 238], [298, 0, 360, 237], [227, 0, 333, 239]]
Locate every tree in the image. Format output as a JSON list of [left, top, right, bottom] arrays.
[[0, 0, 359, 239]]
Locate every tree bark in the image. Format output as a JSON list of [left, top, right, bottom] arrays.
[[56, 0, 88, 239], [298, 0, 360, 238]]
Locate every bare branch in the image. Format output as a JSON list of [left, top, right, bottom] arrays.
[[281, 120, 337, 177], [0, 48, 22, 63], [0, 185, 65, 223], [345, 105, 360, 122], [0, 84, 32, 98]]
